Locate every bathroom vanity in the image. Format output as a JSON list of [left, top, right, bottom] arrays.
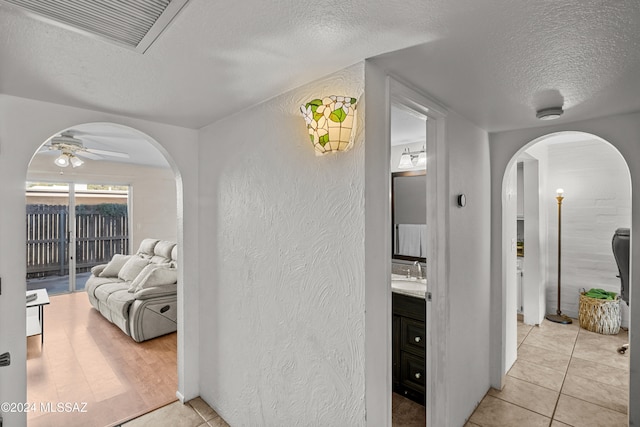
[[392, 291, 426, 405]]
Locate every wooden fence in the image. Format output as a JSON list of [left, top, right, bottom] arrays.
[[26, 204, 129, 278]]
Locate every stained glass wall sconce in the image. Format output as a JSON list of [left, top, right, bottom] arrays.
[[300, 96, 357, 156]]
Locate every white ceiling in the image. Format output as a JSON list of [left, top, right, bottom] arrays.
[[391, 105, 425, 147], [34, 123, 169, 168], [1, 0, 639, 133]]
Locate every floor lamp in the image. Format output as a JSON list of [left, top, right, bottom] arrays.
[[546, 188, 573, 324]]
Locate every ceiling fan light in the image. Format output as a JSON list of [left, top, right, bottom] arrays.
[[69, 155, 84, 168], [54, 153, 70, 167]]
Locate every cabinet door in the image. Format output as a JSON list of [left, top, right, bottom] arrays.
[[400, 317, 426, 356], [400, 351, 426, 397]]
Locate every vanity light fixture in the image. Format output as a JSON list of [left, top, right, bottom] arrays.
[[398, 146, 426, 169], [300, 96, 357, 156], [536, 107, 564, 120], [398, 148, 414, 169]]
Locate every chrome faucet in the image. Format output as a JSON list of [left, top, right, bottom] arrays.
[[413, 260, 423, 279]]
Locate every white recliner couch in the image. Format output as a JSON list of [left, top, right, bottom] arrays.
[[85, 238, 178, 342]]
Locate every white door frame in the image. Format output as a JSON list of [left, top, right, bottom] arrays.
[[389, 77, 449, 426]]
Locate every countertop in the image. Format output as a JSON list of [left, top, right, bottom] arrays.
[[391, 274, 427, 299]]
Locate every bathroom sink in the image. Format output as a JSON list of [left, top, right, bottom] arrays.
[[391, 274, 426, 284], [391, 277, 427, 298]]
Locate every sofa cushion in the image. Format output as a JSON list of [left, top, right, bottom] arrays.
[[131, 266, 177, 292], [137, 239, 160, 257], [128, 263, 171, 292], [99, 254, 132, 278], [150, 255, 171, 265], [91, 264, 107, 276], [105, 289, 137, 318], [94, 282, 130, 303], [154, 240, 176, 259], [86, 276, 124, 297], [118, 256, 150, 282]]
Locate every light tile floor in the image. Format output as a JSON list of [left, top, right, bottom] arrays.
[[121, 318, 630, 427], [121, 393, 425, 426], [467, 318, 630, 427], [119, 397, 229, 427]]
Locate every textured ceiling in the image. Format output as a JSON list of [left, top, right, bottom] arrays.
[[1, 0, 639, 132], [371, 0, 640, 132]]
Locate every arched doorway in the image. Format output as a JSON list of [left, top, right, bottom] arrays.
[[498, 131, 631, 423], [25, 122, 183, 425]]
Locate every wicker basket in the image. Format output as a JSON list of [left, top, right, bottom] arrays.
[[578, 292, 621, 335]]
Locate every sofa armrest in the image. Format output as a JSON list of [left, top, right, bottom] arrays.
[[91, 264, 108, 276], [133, 284, 177, 300]]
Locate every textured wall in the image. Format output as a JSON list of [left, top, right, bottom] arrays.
[[198, 64, 366, 426]]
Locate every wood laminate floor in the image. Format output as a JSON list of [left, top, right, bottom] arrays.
[[27, 291, 177, 427]]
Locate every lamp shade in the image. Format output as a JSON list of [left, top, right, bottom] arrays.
[[55, 153, 70, 167], [69, 155, 84, 168], [398, 150, 414, 169], [416, 151, 427, 167], [301, 96, 357, 156]]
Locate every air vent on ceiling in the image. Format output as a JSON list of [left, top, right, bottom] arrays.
[[2, 0, 189, 53]]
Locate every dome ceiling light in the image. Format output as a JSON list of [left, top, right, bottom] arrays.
[[536, 107, 564, 120]]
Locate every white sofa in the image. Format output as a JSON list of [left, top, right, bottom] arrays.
[[85, 238, 178, 342]]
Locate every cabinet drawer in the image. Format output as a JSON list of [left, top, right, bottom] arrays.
[[400, 317, 425, 356], [392, 293, 426, 321], [400, 351, 425, 394]]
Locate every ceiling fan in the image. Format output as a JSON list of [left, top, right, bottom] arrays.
[[42, 131, 130, 168]]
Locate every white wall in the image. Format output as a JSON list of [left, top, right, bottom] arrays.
[[522, 143, 550, 325], [27, 156, 177, 249], [502, 164, 519, 374], [198, 64, 366, 425], [489, 113, 640, 426], [541, 138, 631, 325], [446, 110, 492, 426], [0, 95, 200, 426]]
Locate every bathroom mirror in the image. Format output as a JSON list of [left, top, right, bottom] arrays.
[[392, 170, 426, 262]]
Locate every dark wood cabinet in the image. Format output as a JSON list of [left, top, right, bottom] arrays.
[[392, 292, 426, 405]]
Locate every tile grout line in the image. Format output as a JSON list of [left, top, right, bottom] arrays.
[[559, 326, 630, 417], [547, 322, 581, 425], [475, 323, 557, 424]]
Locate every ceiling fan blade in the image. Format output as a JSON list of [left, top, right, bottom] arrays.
[[76, 151, 103, 160], [84, 148, 130, 158]]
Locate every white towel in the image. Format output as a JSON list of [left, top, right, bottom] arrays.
[[397, 224, 422, 257]]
